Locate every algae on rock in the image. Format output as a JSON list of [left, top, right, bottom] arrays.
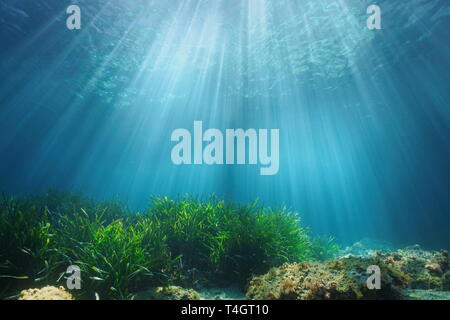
[[138, 286, 201, 300], [246, 257, 408, 300], [379, 249, 450, 290], [19, 286, 74, 300]]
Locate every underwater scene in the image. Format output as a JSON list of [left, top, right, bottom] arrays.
[[0, 0, 449, 302]]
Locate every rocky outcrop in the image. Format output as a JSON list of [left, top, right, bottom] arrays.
[[380, 249, 450, 290], [246, 256, 407, 300], [19, 286, 74, 300], [138, 286, 201, 300], [246, 245, 450, 300]]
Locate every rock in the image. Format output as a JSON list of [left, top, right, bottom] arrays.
[[405, 289, 450, 300], [198, 285, 246, 300], [425, 263, 443, 276], [443, 272, 450, 291], [18, 286, 74, 300], [246, 256, 408, 300], [137, 286, 201, 300], [341, 238, 394, 257], [404, 244, 422, 251], [250, 242, 450, 299], [436, 250, 450, 272], [379, 247, 450, 290]]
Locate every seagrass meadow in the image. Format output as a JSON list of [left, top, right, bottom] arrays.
[[0, 191, 340, 300], [1, 0, 450, 301]]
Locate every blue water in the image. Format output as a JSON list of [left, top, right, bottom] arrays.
[[0, 0, 449, 248]]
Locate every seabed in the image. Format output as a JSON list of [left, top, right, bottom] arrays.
[[1, 192, 449, 301]]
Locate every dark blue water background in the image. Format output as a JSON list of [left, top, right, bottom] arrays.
[[1, 0, 449, 248]]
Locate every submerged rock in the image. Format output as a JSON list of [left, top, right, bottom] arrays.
[[18, 286, 74, 300], [379, 249, 450, 290], [246, 256, 408, 300], [247, 244, 450, 300], [137, 286, 201, 300], [443, 272, 450, 291], [425, 263, 443, 276], [198, 285, 246, 300], [340, 238, 395, 257], [405, 289, 450, 300]]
